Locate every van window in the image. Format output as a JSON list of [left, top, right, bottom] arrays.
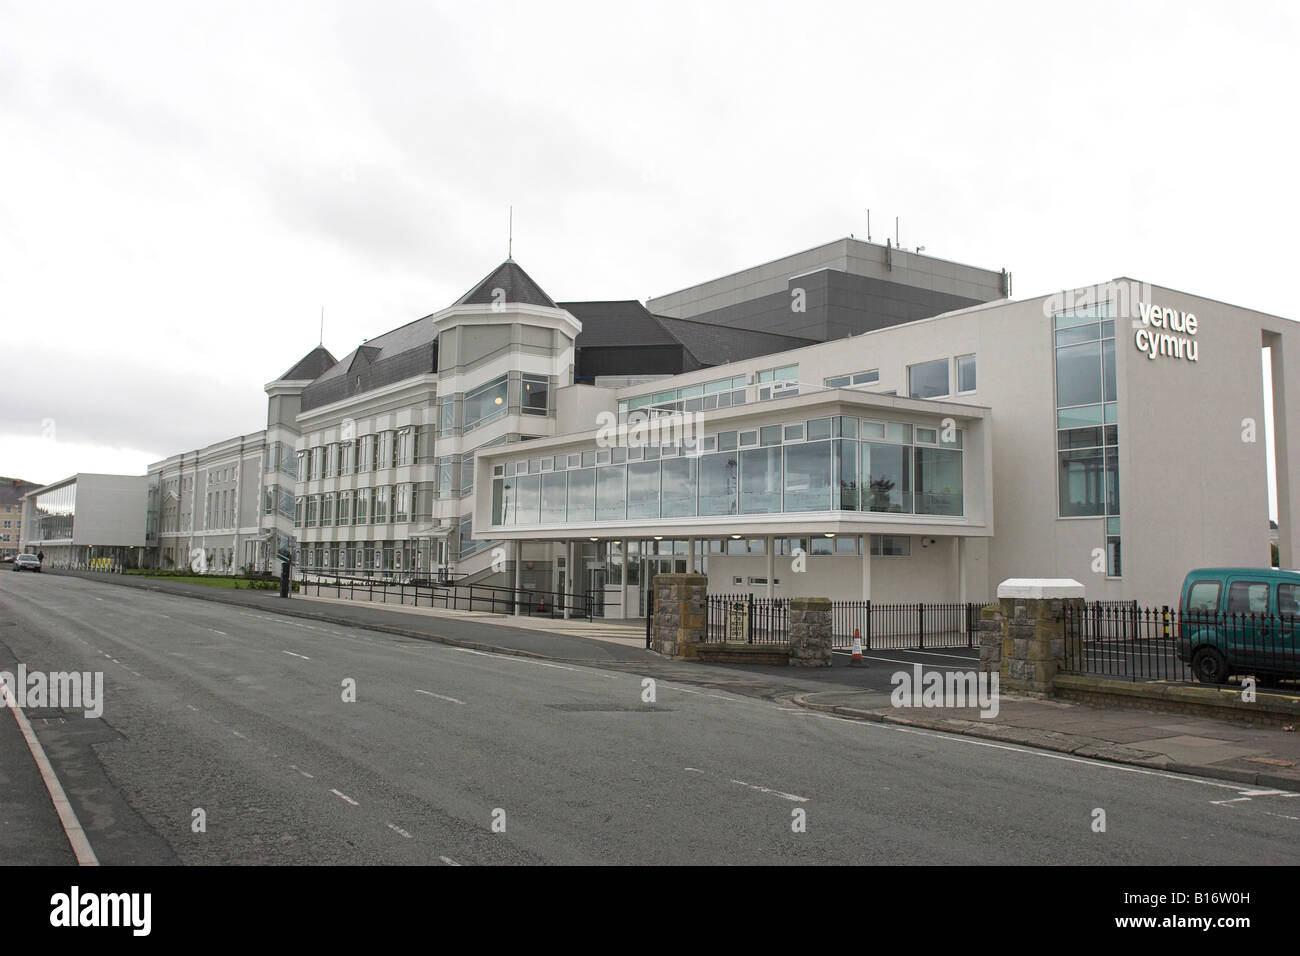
[[1225, 581, 1270, 615], [1280, 583, 1300, 617], [1186, 581, 1221, 614]]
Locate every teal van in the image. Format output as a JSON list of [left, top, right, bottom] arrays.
[[1177, 568, 1300, 684]]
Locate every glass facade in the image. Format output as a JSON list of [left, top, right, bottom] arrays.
[[490, 414, 963, 526], [1054, 300, 1121, 575], [32, 483, 76, 541]]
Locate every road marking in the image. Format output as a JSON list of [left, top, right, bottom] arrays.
[[290, 765, 314, 779], [187, 705, 199, 712], [730, 778, 809, 803], [684, 767, 704, 773], [439, 856, 460, 866], [707, 694, 738, 701], [833, 648, 979, 661], [232, 731, 247, 739], [415, 689, 465, 705], [282, 650, 311, 661], [210, 629, 228, 636], [454, 648, 576, 671], [330, 789, 359, 806], [387, 823, 413, 839], [0, 679, 98, 866]]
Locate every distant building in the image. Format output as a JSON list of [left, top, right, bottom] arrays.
[[0, 476, 40, 558], [20, 474, 147, 568]]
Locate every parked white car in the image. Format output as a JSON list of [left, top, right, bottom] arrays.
[[13, 553, 42, 572]]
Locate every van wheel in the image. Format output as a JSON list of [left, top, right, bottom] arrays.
[[1191, 648, 1229, 685]]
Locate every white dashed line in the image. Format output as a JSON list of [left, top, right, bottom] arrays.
[[454, 648, 575, 671], [415, 690, 466, 705], [386, 823, 413, 839], [282, 650, 311, 661], [330, 789, 359, 806], [439, 856, 460, 866]]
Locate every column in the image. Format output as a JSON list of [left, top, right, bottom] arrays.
[[687, 536, 696, 573], [620, 538, 629, 620], [861, 536, 872, 600], [562, 540, 571, 620], [512, 539, 522, 616], [766, 536, 774, 600], [957, 536, 967, 604]]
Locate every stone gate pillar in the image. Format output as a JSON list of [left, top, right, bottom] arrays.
[[994, 578, 1085, 694], [651, 573, 708, 659]]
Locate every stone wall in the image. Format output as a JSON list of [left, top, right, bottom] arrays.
[[993, 579, 1085, 695], [978, 604, 1002, 674]]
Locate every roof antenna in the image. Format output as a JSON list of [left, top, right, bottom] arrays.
[[319, 306, 324, 346], [867, 209, 871, 242], [508, 205, 513, 260]]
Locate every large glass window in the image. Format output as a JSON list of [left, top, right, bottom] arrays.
[[741, 447, 783, 514], [515, 475, 541, 524], [358, 435, 374, 474], [567, 468, 595, 522], [782, 441, 832, 512], [698, 452, 738, 516], [1055, 341, 1104, 407], [660, 457, 697, 518], [541, 472, 567, 522], [596, 465, 626, 521], [908, 359, 949, 399], [862, 442, 911, 512], [464, 376, 508, 432], [1058, 448, 1106, 517], [914, 447, 963, 515], [627, 461, 661, 519]]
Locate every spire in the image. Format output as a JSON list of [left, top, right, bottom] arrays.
[[454, 259, 557, 309]]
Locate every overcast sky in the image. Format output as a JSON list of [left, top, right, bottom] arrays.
[[2, 1, 1296, 515]]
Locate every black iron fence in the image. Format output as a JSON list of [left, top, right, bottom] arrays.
[[297, 571, 602, 619], [704, 595, 981, 649], [1062, 603, 1299, 685]]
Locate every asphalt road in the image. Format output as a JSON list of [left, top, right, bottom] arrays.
[[2, 570, 1297, 865]]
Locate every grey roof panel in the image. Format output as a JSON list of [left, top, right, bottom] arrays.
[[278, 346, 338, 381]]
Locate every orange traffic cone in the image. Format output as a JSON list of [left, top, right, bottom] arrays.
[[850, 628, 866, 667]]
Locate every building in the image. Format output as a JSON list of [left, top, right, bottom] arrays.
[[20, 473, 148, 568], [475, 274, 1299, 612], [62, 234, 1299, 614], [0, 476, 40, 558]]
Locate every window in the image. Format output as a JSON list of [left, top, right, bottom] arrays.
[[741, 447, 783, 514], [522, 374, 548, 415], [377, 431, 394, 470], [782, 441, 831, 512], [395, 429, 412, 467], [870, 535, 911, 557], [825, 370, 879, 388], [566, 468, 595, 522], [862, 442, 911, 512], [1226, 581, 1270, 615], [464, 376, 508, 432], [595, 465, 626, 521], [698, 452, 737, 516], [908, 359, 949, 399], [358, 435, 374, 474], [956, 355, 976, 393], [914, 447, 963, 516], [1279, 583, 1300, 617], [626, 461, 660, 519], [660, 457, 696, 518], [541, 472, 567, 522]]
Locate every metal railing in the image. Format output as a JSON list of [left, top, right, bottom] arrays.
[[296, 570, 603, 620], [1062, 603, 1299, 684], [704, 596, 982, 649]]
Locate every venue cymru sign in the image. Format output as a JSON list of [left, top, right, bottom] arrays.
[[1135, 301, 1199, 363]]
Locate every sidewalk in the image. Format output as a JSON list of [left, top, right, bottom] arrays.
[[795, 687, 1300, 791], [51, 570, 658, 664]]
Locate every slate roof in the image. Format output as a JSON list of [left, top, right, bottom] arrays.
[[560, 300, 679, 349], [455, 259, 558, 309], [560, 299, 815, 367], [652, 315, 816, 366], [278, 346, 338, 381]]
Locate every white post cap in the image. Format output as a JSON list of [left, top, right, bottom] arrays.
[[996, 578, 1085, 599]]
